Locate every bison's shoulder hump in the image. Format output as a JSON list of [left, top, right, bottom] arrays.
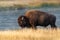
[[25, 10, 40, 16]]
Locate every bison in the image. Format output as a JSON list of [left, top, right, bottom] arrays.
[[18, 10, 57, 29]]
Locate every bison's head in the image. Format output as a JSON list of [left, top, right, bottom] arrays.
[[18, 15, 30, 28]]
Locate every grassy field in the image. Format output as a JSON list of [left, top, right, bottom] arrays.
[[0, 28, 60, 40]]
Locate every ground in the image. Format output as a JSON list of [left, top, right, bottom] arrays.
[[0, 28, 60, 40]]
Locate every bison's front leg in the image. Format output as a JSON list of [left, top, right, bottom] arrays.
[[30, 20, 37, 29], [31, 25, 37, 29]]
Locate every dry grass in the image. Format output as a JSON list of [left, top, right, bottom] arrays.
[[0, 0, 60, 7], [0, 28, 60, 40]]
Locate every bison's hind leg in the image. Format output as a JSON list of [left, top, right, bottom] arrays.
[[50, 19, 57, 29], [50, 16, 57, 29], [50, 24, 57, 29]]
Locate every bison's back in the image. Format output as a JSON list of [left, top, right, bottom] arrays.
[[25, 10, 49, 17]]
